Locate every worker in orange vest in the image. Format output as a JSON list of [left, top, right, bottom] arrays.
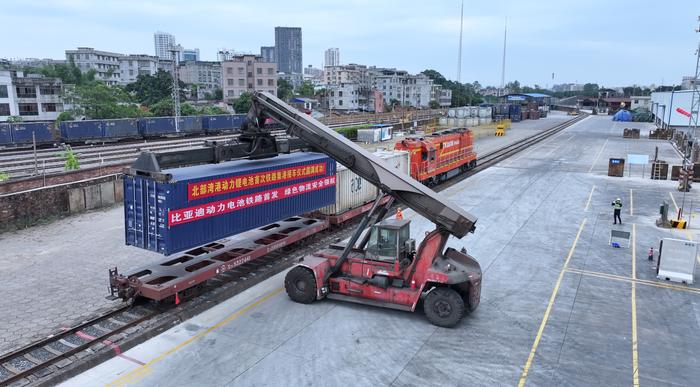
[[396, 207, 404, 220]]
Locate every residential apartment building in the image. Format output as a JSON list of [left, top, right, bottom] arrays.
[[260, 46, 275, 63], [154, 31, 177, 60], [274, 27, 302, 74], [327, 83, 359, 110], [179, 61, 222, 98], [324, 48, 339, 67], [0, 70, 65, 121], [222, 55, 277, 100], [65, 47, 123, 85], [119, 54, 159, 84], [438, 87, 452, 107], [371, 68, 434, 108]]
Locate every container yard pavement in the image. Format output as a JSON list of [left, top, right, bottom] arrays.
[[0, 113, 565, 357], [63, 115, 700, 386]]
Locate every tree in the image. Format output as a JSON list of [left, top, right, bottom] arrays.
[[125, 70, 184, 106], [6, 116, 22, 123], [277, 78, 293, 101], [31, 62, 95, 85], [213, 87, 223, 100], [422, 69, 484, 107], [505, 80, 521, 93], [582, 83, 600, 97], [55, 111, 74, 124], [429, 100, 440, 109], [198, 105, 228, 115], [233, 92, 253, 113], [297, 81, 315, 98]]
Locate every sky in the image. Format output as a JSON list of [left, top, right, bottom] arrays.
[[1, 0, 698, 88]]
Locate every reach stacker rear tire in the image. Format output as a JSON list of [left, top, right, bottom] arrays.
[[285, 266, 317, 304], [423, 287, 465, 327]]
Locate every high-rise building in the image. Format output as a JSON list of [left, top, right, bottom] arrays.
[[324, 48, 339, 67], [154, 31, 177, 60], [65, 47, 123, 85], [181, 48, 200, 62], [274, 27, 302, 74], [260, 46, 275, 63], [222, 54, 277, 101]]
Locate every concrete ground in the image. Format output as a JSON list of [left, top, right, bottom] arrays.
[[0, 114, 566, 357], [62, 115, 700, 386]]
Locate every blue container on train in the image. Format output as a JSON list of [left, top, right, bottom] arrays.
[[177, 116, 203, 134], [0, 123, 12, 146], [59, 120, 103, 141], [202, 114, 246, 134], [138, 117, 176, 136], [123, 152, 337, 255], [11, 122, 54, 144], [103, 119, 139, 139]]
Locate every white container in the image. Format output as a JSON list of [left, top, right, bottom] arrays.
[[456, 118, 467, 127], [357, 128, 381, 143], [479, 117, 492, 125], [320, 150, 409, 215], [469, 107, 478, 117], [456, 108, 466, 118], [448, 109, 456, 118], [478, 107, 492, 118], [447, 118, 457, 126], [439, 117, 448, 126], [468, 118, 478, 126]]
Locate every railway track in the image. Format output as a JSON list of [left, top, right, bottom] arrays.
[[0, 114, 585, 386]]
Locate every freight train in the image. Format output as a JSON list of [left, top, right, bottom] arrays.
[[0, 114, 247, 148]]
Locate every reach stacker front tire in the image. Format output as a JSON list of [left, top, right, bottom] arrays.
[[423, 287, 465, 327], [285, 266, 317, 304]]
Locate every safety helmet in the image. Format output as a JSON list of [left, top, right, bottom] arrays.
[[616, 198, 621, 202]]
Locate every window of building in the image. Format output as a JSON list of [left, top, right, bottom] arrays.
[[247, 72, 253, 78], [248, 83, 253, 89], [16, 86, 36, 98], [18, 103, 39, 116], [268, 79, 274, 86], [228, 79, 234, 86], [267, 68, 273, 75], [256, 68, 262, 75], [227, 67, 233, 74], [0, 103, 10, 116], [0, 85, 8, 98], [227, 90, 234, 97], [339, 100, 343, 106], [634, 100, 639, 104], [257, 79, 262, 86], [42, 103, 58, 112], [238, 79, 244, 86], [238, 67, 244, 74], [339, 91, 343, 97]]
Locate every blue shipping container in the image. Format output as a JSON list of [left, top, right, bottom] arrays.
[[177, 116, 203, 134], [0, 123, 12, 146], [508, 104, 521, 116], [11, 122, 54, 144], [60, 120, 103, 141], [124, 152, 337, 255], [202, 115, 235, 133], [103, 119, 139, 139], [138, 117, 177, 136]]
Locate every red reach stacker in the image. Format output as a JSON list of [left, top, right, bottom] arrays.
[[125, 92, 482, 327]]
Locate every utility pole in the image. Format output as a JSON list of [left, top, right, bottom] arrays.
[[457, 0, 463, 83], [499, 17, 507, 97], [169, 45, 182, 133], [678, 16, 699, 222]]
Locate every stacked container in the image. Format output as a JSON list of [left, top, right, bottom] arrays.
[[11, 122, 55, 145]]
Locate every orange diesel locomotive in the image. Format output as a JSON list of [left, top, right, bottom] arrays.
[[394, 128, 477, 186]]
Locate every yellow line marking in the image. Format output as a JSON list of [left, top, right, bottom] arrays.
[[631, 224, 640, 386], [565, 268, 700, 295], [630, 189, 634, 216], [518, 218, 587, 387], [108, 288, 284, 387], [588, 138, 609, 173], [584, 185, 596, 211]]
